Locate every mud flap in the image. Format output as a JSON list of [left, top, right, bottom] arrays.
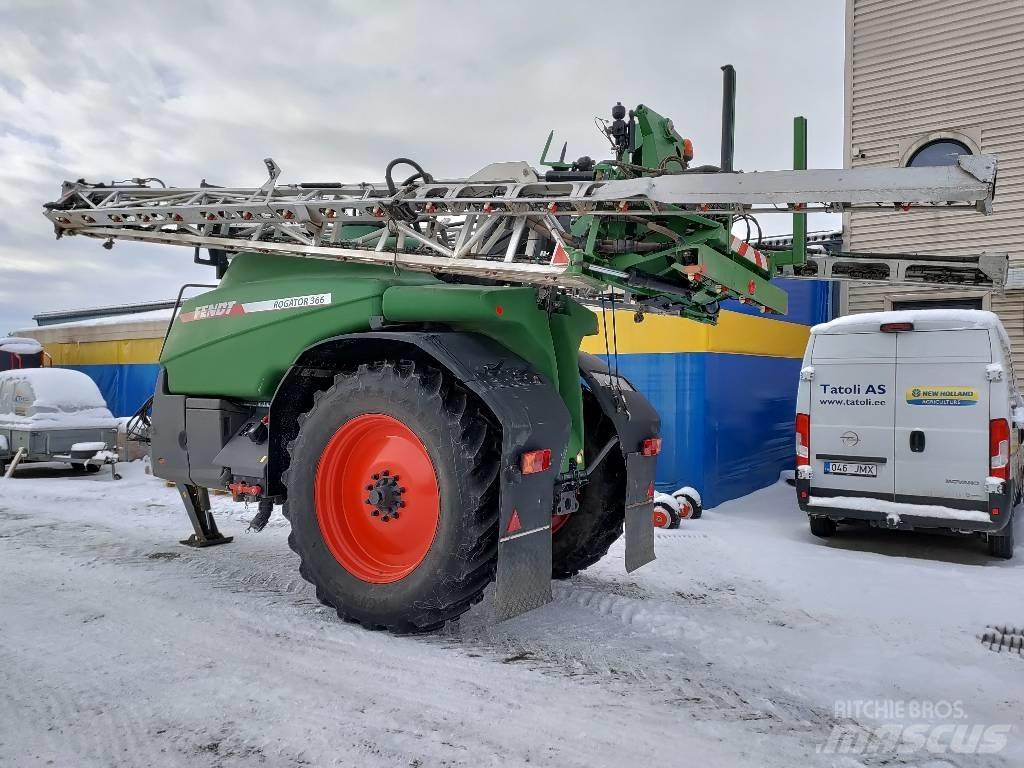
[[623, 452, 656, 572], [578, 352, 659, 574], [495, 501, 554, 620]]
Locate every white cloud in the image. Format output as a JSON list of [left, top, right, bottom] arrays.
[[0, 0, 845, 333]]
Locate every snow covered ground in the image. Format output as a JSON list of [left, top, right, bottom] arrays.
[[1, 462, 1023, 767]]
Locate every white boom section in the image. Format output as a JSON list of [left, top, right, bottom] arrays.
[[43, 155, 999, 293], [788, 250, 1008, 287], [595, 155, 997, 211]]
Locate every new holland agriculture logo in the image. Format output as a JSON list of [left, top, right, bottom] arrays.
[[906, 386, 979, 407]]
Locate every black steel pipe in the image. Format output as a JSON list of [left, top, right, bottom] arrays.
[[720, 64, 736, 173]]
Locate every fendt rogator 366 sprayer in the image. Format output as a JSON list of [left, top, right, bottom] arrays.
[[43, 67, 1004, 632]]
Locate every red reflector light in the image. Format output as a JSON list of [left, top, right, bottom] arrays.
[[880, 322, 914, 333], [647, 481, 655, 500], [795, 413, 810, 469], [520, 449, 552, 475], [990, 418, 1010, 480], [682, 138, 694, 161], [992, 507, 1001, 516], [641, 437, 662, 457], [506, 509, 523, 534]]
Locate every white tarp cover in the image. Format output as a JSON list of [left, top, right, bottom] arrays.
[[0, 368, 117, 430]]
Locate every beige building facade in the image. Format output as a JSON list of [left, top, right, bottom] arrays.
[[843, 0, 1024, 369]]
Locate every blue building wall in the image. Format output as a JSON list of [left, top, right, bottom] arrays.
[[64, 363, 161, 417], [589, 278, 830, 508]]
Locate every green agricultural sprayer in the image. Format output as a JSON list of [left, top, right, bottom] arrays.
[[43, 67, 1002, 632]]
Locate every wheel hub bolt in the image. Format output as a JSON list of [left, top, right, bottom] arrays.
[[365, 469, 406, 521]]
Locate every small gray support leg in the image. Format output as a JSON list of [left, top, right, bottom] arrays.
[[178, 484, 233, 547]]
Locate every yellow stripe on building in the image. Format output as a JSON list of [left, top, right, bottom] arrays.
[[45, 339, 164, 366], [580, 308, 810, 359]]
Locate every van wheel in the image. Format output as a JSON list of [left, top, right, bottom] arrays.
[[809, 516, 836, 538], [988, 523, 1015, 560]]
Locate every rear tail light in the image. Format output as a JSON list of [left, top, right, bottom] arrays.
[[520, 448, 552, 475], [880, 322, 914, 333], [795, 413, 810, 469], [990, 418, 1010, 481], [641, 437, 662, 457]]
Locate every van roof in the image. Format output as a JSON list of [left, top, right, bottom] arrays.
[[811, 309, 1009, 348]]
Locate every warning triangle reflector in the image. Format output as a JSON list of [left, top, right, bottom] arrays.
[[646, 482, 655, 500], [506, 509, 523, 534], [550, 243, 569, 266]]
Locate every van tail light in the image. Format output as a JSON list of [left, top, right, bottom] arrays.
[[880, 322, 914, 333], [795, 413, 810, 469], [990, 418, 1010, 481]]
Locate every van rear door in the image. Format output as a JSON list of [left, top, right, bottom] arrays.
[[894, 329, 990, 504], [809, 331, 896, 498]]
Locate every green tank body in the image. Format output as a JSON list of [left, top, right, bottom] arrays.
[[162, 251, 597, 466]]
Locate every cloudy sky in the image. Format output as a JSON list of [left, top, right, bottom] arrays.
[[0, 0, 845, 334]]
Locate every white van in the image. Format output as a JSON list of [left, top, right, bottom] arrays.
[[795, 309, 1021, 558]]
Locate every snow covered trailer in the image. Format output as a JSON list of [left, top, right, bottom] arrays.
[[0, 369, 119, 475], [796, 310, 1022, 558]]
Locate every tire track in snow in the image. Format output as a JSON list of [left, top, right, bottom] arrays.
[[2, 510, 811, 737], [0, 648, 173, 768], [3, 507, 993, 767], [1, 511, 816, 729]]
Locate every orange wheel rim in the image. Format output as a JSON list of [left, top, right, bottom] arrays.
[[652, 508, 670, 528], [315, 413, 440, 583]]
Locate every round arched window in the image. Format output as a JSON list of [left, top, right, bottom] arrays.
[[907, 138, 973, 167]]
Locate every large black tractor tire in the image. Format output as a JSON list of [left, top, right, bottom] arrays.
[[282, 361, 500, 633], [551, 393, 627, 579], [988, 518, 1015, 560]]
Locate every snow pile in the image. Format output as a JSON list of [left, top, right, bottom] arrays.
[[17, 308, 174, 332], [0, 336, 43, 355], [807, 494, 993, 523], [986, 476, 1006, 494], [71, 441, 107, 453], [0, 369, 116, 429], [652, 492, 680, 512], [673, 485, 702, 506]]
